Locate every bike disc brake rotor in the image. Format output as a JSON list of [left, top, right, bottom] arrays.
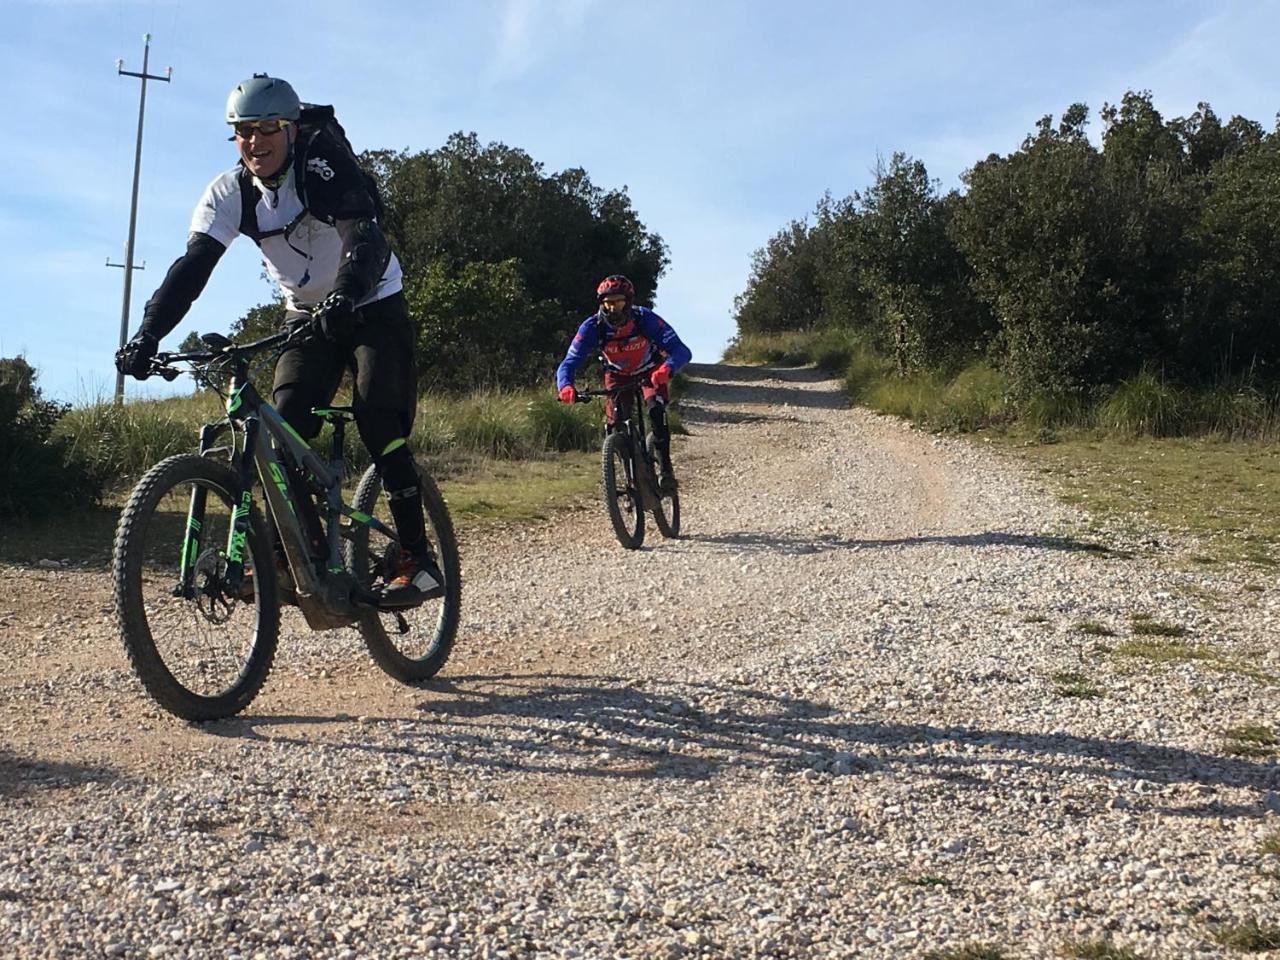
[[193, 547, 237, 624]]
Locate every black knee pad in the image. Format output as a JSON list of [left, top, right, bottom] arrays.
[[355, 409, 417, 494], [377, 442, 419, 496]]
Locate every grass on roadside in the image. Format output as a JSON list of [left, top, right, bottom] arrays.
[[1075, 622, 1117, 637], [1211, 920, 1280, 951], [923, 944, 1006, 960], [1110, 639, 1277, 686], [1220, 725, 1278, 759], [1129, 619, 1187, 637], [1011, 435, 1280, 567], [1052, 671, 1104, 699], [1062, 939, 1145, 960]]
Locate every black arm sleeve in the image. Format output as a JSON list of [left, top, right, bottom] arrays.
[[331, 217, 391, 304], [139, 232, 226, 339]]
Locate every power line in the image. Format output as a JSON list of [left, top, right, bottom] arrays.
[[111, 33, 172, 404]]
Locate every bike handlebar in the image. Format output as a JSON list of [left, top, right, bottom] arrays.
[[145, 328, 301, 380], [573, 385, 636, 402]]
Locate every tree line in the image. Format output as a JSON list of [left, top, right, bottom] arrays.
[[733, 91, 1280, 401], [228, 131, 669, 390]]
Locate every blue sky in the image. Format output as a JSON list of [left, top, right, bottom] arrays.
[[2, 0, 1277, 402]]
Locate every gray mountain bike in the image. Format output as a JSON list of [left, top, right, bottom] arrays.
[[111, 330, 461, 721]]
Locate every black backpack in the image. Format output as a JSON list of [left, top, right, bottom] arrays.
[[238, 103, 385, 244]]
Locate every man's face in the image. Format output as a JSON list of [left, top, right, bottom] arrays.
[[600, 295, 628, 322], [234, 119, 295, 179]]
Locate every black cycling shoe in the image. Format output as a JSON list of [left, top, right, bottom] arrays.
[[379, 549, 445, 608], [658, 470, 678, 494]]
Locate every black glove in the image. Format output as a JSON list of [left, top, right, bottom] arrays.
[[115, 331, 158, 380], [311, 292, 358, 342]]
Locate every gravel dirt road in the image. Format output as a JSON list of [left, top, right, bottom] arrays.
[[2, 362, 1278, 959]]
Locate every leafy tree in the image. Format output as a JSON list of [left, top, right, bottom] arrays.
[[404, 259, 564, 389], [229, 300, 287, 344], [1178, 132, 1280, 380], [732, 218, 826, 335], [735, 87, 1280, 404], [845, 154, 991, 372], [951, 105, 1142, 398]]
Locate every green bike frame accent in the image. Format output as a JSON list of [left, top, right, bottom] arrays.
[[267, 462, 298, 519], [227, 490, 252, 563]]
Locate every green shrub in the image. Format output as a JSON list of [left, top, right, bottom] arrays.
[[1096, 369, 1186, 437], [1183, 381, 1276, 439], [936, 362, 1010, 431], [843, 343, 896, 402], [524, 395, 599, 452], [447, 393, 530, 458], [809, 327, 859, 373], [0, 358, 102, 518], [57, 392, 219, 489]]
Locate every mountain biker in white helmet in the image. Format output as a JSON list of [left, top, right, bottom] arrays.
[[115, 74, 440, 607]]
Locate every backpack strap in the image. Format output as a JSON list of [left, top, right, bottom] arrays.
[[237, 166, 305, 248], [238, 167, 264, 243]]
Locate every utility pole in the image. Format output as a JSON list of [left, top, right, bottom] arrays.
[[112, 34, 171, 403]]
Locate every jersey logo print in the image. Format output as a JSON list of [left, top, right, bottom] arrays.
[[306, 157, 336, 181]]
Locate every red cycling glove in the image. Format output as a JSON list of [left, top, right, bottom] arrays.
[[558, 385, 577, 404], [649, 364, 673, 388]]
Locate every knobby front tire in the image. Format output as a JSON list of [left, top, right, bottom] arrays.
[[602, 431, 644, 549], [346, 461, 461, 683], [112, 454, 280, 721]]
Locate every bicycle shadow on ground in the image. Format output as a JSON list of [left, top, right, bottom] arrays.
[[0, 750, 120, 798], [0, 507, 121, 572], [683, 530, 1127, 558], [218, 673, 1278, 817]]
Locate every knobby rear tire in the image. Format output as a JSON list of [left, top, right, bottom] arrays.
[[346, 460, 461, 683], [602, 431, 644, 549], [112, 454, 280, 721], [647, 431, 681, 539]]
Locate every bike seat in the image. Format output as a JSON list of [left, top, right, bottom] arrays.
[[311, 406, 356, 423]]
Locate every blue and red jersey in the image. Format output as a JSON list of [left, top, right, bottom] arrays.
[[556, 305, 692, 389]]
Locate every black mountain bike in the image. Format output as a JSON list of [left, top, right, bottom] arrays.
[[111, 330, 461, 721], [576, 383, 680, 549]]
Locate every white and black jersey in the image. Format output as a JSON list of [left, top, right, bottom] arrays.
[[192, 162, 402, 313], [140, 126, 401, 340]]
